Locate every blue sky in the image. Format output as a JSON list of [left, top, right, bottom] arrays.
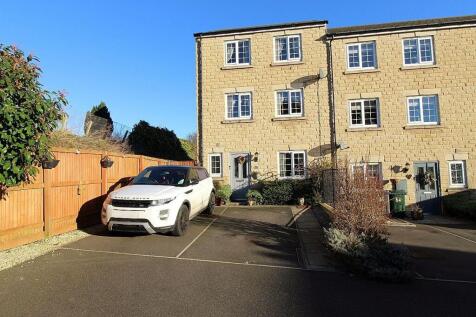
[[1, 0, 474, 138]]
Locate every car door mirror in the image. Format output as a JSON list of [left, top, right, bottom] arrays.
[[190, 179, 199, 186]]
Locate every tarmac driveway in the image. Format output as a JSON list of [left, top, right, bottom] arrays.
[[1, 206, 476, 317]]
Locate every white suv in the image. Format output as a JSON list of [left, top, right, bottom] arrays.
[[101, 166, 215, 236]]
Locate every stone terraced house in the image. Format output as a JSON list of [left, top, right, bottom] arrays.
[[194, 15, 476, 211]]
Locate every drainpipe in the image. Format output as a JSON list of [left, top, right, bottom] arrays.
[[326, 35, 337, 205], [195, 36, 204, 166]]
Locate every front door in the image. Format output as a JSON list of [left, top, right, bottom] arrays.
[[230, 153, 251, 201], [414, 162, 440, 214]]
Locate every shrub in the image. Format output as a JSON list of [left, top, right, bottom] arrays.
[[246, 189, 264, 205], [0, 45, 67, 193], [325, 227, 413, 282], [261, 180, 294, 205], [216, 184, 232, 203], [331, 165, 389, 238], [443, 190, 476, 220]]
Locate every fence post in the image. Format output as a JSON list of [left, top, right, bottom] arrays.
[[101, 154, 107, 196], [43, 166, 52, 237], [139, 155, 144, 171]]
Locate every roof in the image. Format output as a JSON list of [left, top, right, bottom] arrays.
[[327, 14, 476, 37], [194, 20, 328, 37]]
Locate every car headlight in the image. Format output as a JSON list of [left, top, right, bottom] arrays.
[[103, 195, 112, 208], [150, 197, 176, 206]]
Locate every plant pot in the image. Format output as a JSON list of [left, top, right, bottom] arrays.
[[411, 211, 424, 220], [100, 158, 114, 168], [42, 159, 60, 169], [298, 197, 305, 206], [215, 197, 222, 206], [248, 199, 255, 206]]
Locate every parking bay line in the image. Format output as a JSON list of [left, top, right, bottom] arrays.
[[175, 206, 229, 258], [59, 246, 309, 272], [425, 224, 476, 245]]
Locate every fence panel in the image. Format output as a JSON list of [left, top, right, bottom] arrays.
[[0, 148, 194, 251]]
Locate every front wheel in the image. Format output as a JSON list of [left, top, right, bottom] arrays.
[[172, 205, 190, 236], [203, 192, 215, 216]]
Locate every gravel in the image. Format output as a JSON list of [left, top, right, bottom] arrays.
[[0, 227, 101, 272]]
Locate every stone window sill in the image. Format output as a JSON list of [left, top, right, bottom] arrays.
[[270, 61, 304, 67], [345, 127, 382, 132], [271, 116, 306, 122], [211, 177, 225, 181], [221, 119, 254, 124], [403, 124, 442, 130], [400, 64, 438, 71], [220, 65, 253, 70], [344, 68, 380, 75]]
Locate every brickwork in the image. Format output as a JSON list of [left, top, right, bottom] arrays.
[[331, 27, 476, 204], [196, 25, 331, 185]]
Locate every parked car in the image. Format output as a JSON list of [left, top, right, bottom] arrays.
[[101, 165, 215, 236]]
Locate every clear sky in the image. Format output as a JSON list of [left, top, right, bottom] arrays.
[[1, 0, 474, 137]]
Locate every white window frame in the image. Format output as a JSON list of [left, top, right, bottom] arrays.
[[224, 39, 251, 66], [275, 89, 304, 117], [277, 151, 306, 179], [346, 41, 377, 70], [350, 162, 382, 180], [406, 95, 440, 125], [448, 161, 466, 188], [402, 36, 435, 66], [224, 92, 252, 120], [273, 35, 302, 63], [209, 153, 223, 178], [348, 98, 380, 128]]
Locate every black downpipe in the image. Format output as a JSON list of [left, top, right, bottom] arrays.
[[326, 37, 337, 205], [196, 37, 204, 166]]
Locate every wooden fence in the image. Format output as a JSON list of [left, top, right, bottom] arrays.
[[0, 148, 194, 251]]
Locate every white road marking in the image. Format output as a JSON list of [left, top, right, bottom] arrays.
[[175, 207, 229, 258], [176, 218, 217, 258], [417, 277, 476, 285], [59, 246, 309, 271], [426, 224, 476, 245]]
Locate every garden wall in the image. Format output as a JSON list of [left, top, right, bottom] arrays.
[[0, 148, 194, 250]]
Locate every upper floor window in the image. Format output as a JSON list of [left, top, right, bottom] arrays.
[[346, 42, 377, 70], [278, 151, 306, 178], [274, 35, 301, 62], [407, 95, 439, 125], [449, 161, 466, 188], [276, 90, 303, 117], [225, 40, 250, 65], [349, 99, 379, 128], [209, 153, 223, 178], [226, 92, 252, 120], [403, 37, 434, 66]]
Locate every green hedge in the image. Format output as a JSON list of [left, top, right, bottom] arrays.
[[260, 179, 315, 205], [443, 190, 476, 220]]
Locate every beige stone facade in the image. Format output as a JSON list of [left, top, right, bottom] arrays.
[[196, 16, 476, 208], [195, 22, 331, 194], [329, 25, 476, 208]]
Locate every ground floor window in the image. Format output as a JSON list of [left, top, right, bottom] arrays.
[[449, 161, 466, 188], [209, 153, 222, 177], [350, 162, 382, 180], [278, 151, 306, 178]]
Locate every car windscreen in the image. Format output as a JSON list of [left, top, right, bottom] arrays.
[[131, 167, 188, 186]]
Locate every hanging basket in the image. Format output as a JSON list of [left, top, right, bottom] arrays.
[[42, 159, 60, 169], [100, 156, 114, 168]]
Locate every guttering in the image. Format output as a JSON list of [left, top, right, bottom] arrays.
[[327, 16, 476, 39], [194, 20, 328, 38]]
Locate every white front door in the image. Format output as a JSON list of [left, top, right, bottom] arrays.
[[230, 153, 251, 201]]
